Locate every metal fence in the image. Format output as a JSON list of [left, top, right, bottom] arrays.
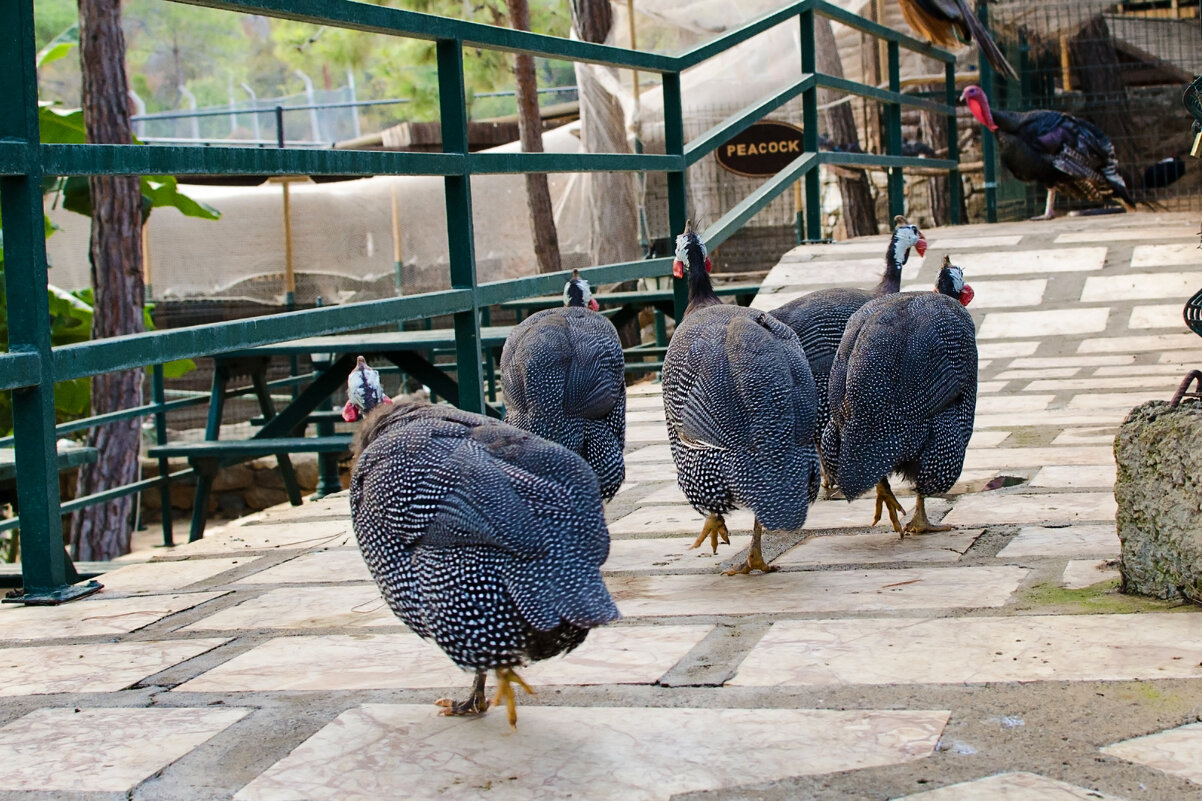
[[0, 0, 960, 603]]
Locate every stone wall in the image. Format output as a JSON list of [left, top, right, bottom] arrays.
[[1113, 399, 1202, 603]]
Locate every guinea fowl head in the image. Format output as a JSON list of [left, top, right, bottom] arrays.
[[891, 215, 927, 260], [563, 269, 600, 311], [673, 220, 719, 314], [960, 85, 998, 133], [935, 255, 974, 306], [343, 355, 392, 422]]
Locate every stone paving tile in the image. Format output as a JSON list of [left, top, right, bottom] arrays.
[[762, 258, 883, 287], [928, 234, 1024, 249], [893, 771, 1129, 800], [609, 566, 1027, 617], [625, 409, 665, 423], [996, 524, 1119, 558], [973, 411, 1126, 429], [1130, 242, 1202, 266], [1066, 392, 1168, 411], [976, 395, 1054, 413], [776, 529, 981, 566], [1049, 428, 1115, 446], [941, 493, 1116, 526], [626, 444, 672, 462], [235, 549, 371, 584], [603, 535, 752, 571], [234, 705, 949, 801], [1102, 721, 1202, 786], [1062, 560, 1121, 590], [626, 423, 668, 443], [0, 639, 227, 696], [1081, 272, 1201, 302], [622, 461, 677, 482], [177, 625, 711, 693], [607, 505, 756, 536], [994, 367, 1082, 380], [1007, 355, 1134, 369], [1058, 228, 1196, 243], [636, 483, 691, 504], [978, 308, 1110, 340], [1030, 464, 1116, 488], [962, 447, 1114, 471], [1157, 349, 1202, 364], [968, 430, 1010, 448], [1028, 376, 1190, 391], [181, 586, 396, 632], [899, 279, 1047, 309], [1078, 333, 1201, 353], [955, 247, 1106, 276], [977, 341, 1040, 358], [0, 592, 225, 641], [977, 380, 1008, 394], [93, 557, 245, 594], [1095, 363, 1202, 377], [730, 614, 1202, 686], [172, 518, 355, 554], [0, 707, 250, 792], [1129, 304, 1186, 329]]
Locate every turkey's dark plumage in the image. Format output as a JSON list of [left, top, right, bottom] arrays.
[[899, 0, 1018, 80], [350, 400, 619, 718], [500, 281, 626, 500]]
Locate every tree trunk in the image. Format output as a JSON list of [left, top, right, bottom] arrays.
[[815, 17, 878, 238], [71, 0, 145, 561], [506, 0, 561, 275]]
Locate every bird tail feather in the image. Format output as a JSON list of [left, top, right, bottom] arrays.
[[961, 7, 1019, 81]]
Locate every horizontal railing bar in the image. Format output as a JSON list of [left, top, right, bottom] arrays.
[[41, 144, 466, 177], [815, 1, 954, 62], [0, 351, 43, 392], [815, 74, 953, 115], [60, 470, 194, 514], [166, 0, 679, 73], [469, 152, 683, 174], [53, 290, 476, 380], [685, 74, 816, 166], [704, 152, 819, 251], [477, 259, 673, 307], [133, 98, 412, 122], [819, 151, 957, 171], [676, 2, 810, 70]]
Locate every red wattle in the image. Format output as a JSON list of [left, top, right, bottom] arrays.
[[342, 400, 360, 422], [915, 238, 928, 257], [672, 260, 684, 279], [959, 284, 975, 306], [704, 257, 712, 273], [588, 298, 600, 311]]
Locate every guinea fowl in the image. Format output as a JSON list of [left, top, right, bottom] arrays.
[[962, 85, 1137, 220], [898, 0, 1018, 80], [661, 221, 821, 575], [822, 256, 977, 535], [347, 364, 619, 726], [770, 216, 926, 491], [500, 269, 626, 500]]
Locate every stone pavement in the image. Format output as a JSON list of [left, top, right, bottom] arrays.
[[1, 213, 1201, 801]]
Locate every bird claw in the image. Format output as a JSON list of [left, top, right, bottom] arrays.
[[491, 668, 535, 729], [435, 695, 490, 717], [690, 514, 730, 554]]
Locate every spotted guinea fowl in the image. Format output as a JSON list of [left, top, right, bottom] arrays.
[[347, 364, 619, 726], [661, 221, 821, 575], [770, 216, 926, 490], [822, 256, 976, 535], [962, 85, 1138, 220], [500, 269, 626, 500]]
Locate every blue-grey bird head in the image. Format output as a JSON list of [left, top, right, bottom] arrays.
[[563, 269, 599, 310], [672, 219, 710, 279], [935, 256, 974, 306], [343, 355, 391, 422]]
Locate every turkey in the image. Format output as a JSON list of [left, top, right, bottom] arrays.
[[661, 221, 821, 575], [898, 0, 1018, 81], [962, 85, 1137, 220], [770, 216, 926, 492], [347, 364, 619, 726], [821, 256, 977, 535], [500, 269, 626, 500]]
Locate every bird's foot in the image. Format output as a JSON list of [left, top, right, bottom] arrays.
[[903, 495, 952, 536], [491, 667, 535, 729], [436, 670, 490, 717], [690, 513, 731, 554], [723, 553, 779, 576], [1027, 212, 1055, 221], [872, 481, 906, 534]]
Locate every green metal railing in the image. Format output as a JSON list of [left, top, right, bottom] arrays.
[[0, 0, 959, 603]]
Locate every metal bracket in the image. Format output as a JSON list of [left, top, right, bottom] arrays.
[[3, 579, 103, 606]]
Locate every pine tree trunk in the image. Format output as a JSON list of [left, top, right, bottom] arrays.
[[507, 0, 561, 275], [71, 0, 145, 561]]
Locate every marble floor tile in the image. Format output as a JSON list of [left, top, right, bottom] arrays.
[[1081, 272, 1200, 302], [1158, 349, 1202, 364], [978, 308, 1109, 340], [942, 493, 1116, 526], [609, 566, 1027, 617], [1078, 333, 1201, 354], [956, 247, 1106, 277], [625, 396, 664, 412], [977, 381, 1008, 394], [762, 259, 882, 287], [0, 639, 227, 697], [977, 341, 1040, 358], [0, 706, 250, 792], [1102, 722, 1202, 786], [1129, 304, 1186, 329], [1058, 228, 1196, 244], [178, 625, 711, 693], [627, 381, 663, 396], [894, 771, 1128, 800], [994, 367, 1081, 380], [1050, 428, 1116, 446], [1094, 363, 1202, 377], [234, 704, 948, 801], [0, 592, 225, 642], [626, 423, 669, 444], [1066, 392, 1166, 411], [1062, 559, 1120, 589], [968, 430, 1011, 448], [974, 411, 1124, 430], [95, 557, 245, 594], [622, 462, 678, 482], [604, 535, 752, 571], [625, 409, 665, 423], [776, 529, 981, 566], [1007, 355, 1134, 369], [751, 289, 802, 310], [1027, 376, 1181, 391], [928, 235, 1023, 249], [730, 613, 1202, 686], [962, 447, 1115, 471], [174, 518, 354, 555], [782, 239, 893, 256], [236, 549, 371, 585], [626, 444, 672, 463], [182, 586, 397, 632], [975, 395, 1053, 413], [996, 524, 1119, 558], [1130, 242, 1202, 267], [1030, 464, 1116, 488], [607, 505, 755, 536], [637, 483, 690, 504], [899, 279, 1046, 309]]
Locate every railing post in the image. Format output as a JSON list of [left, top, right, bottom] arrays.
[[978, 0, 998, 223], [800, 5, 821, 242], [152, 365, 174, 547], [663, 71, 689, 323], [886, 40, 905, 221], [437, 39, 485, 414], [945, 61, 962, 226], [0, 0, 98, 604]]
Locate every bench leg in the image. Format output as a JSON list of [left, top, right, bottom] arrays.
[[249, 372, 304, 506], [188, 461, 217, 542]]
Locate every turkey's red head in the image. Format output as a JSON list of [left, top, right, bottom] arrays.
[[960, 85, 998, 133]]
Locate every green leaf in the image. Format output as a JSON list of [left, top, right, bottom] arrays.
[[37, 104, 86, 145], [162, 358, 197, 379], [36, 23, 78, 68], [141, 176, 222, 220], [53, 378, 92, 419]]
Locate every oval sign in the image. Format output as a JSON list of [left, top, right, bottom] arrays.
[[714, 120, 806, 178]]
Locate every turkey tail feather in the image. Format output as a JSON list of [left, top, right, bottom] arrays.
[[958, 1, 1019, 81]]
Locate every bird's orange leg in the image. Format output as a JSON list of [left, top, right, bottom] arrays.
[[690, 513, 731, 554], [724, 519, 779, 575], [491, 667, 535, 729], [903, 494, 953, 536], [436, 669, 490, 717], [872, 478, 906, 534], [1031, 188, 1057, 221]]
